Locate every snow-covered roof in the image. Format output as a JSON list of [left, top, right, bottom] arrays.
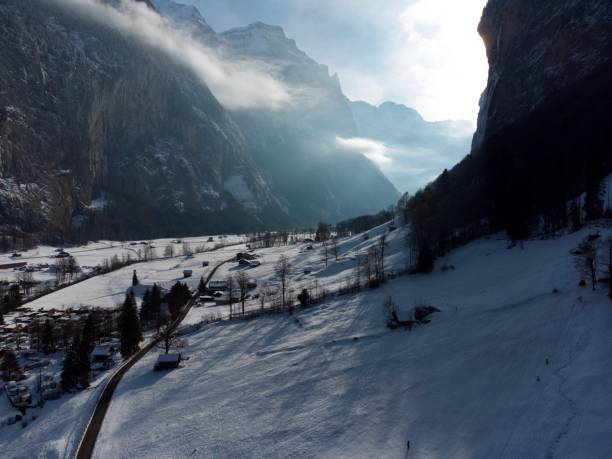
[[395, 309, 414, 323], [92, 346, 113, 356], [157, 353, 181, 363], [209, 280, 227, 287]]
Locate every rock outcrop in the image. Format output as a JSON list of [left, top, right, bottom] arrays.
[[473, 0, 612, 150]]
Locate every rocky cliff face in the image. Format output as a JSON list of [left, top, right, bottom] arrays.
[[473, 0, 612, 150], [0, 0, 400, 240], [0, 0, 285, 240]]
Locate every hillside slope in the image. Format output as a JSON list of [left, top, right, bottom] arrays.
[[94, 225, 612, 458]]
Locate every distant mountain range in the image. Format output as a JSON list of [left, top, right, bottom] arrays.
[[349, 101, 472, 193], [0, 0, 471, 241]]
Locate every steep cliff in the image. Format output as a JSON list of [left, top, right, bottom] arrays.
[[405, 0, 612, 251], [0, 0, 288, 240], [0, 0, 400, 241], [473, 0, 612, 150]]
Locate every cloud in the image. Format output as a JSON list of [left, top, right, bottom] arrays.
[[336, 137, 393, 166], [48, 0, 292, 111], [336, 135, 470, 194], [391, 0, 489, 121], [335, 0, 488, 123], [190, 0, 489, 122]]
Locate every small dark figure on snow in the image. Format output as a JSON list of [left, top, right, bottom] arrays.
[[537, 376, 541, 382], [406, 440, 411, 451], [545, 358, 549, 366]]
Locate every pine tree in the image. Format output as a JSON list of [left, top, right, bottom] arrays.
[[198, 276, 206, 293], [569, 199, 582, 231], [119, 293, 142, 358], [584, 151, 605, 220], [42, 320, 56, 354], [77, 315, 95, 388], [81, 313, 95, 348], [139, 289, 151, 326], [7, 284, 21, 308], [584, 180, 605, 220], [168, 282, 190, 320], [150, 284, 162, 328], [1, 350, 20, 381], [132, 270, 139, 286], [417, 240, 435, 274], [60, 342, 79, 392]]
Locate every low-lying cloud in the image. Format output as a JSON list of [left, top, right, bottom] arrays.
[[336, 135, 470, 194], [336, 137, 392, 166], [48, 0, 292, 111]]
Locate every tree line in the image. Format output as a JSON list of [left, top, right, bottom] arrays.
[[397, 60, 612, 272]]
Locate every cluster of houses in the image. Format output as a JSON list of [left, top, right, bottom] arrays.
[[235, 252, 261, 269], [1, 307, 119, 354], [201, 277, 259, 306], [0, 306, 122, 414]]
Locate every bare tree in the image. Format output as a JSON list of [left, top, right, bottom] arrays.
[[16, 271, 35, 296], [54, 257, 72, 285], [260, 283, 274, 312], [275, 255, 291, 310], [378, 234, 386, 282], [362, 251, 372, 285], [143, 242, 156, 261], [156, 318, 179, 354], [182, 241, 193, 257], [236, 271, 249, 317], [576, 239, 598, 290], [66, 256, 80, 282], [226, 274, 236, 318], [331, 237, 339, 261], [259, 284, 267, 312], [164, 244, 174, 258], [322, 240, 329, 267]]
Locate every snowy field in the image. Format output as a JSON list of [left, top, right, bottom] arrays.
[[0, 235, 244, 285], [1, 367, 111, 458], [0, 236, 246, 459], [91, 225, 612, 458], [4, 237, 245, 312], [22, 246, 245, 312]]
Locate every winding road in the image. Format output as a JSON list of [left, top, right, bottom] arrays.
[[74, 257, 233, 459]]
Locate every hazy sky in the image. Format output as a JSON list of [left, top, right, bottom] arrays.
[[184, 0, 490, 123]]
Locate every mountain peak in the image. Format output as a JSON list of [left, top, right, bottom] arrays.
[[378, 101, 424, 120], [221, 21, 313, 64], [150, 0, 216, 39]]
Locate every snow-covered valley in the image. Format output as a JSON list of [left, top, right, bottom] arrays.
[[85, 225, 612, 458], [1, 222, 612, 458]]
